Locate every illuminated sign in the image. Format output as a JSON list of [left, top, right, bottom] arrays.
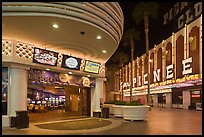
[[61, 55, 81, 70], [163, 2, 202, 29], [84, 60, 100, 74], [122, 57, 194, 89], [82, 77, 90, 87], [191, 94, 200, 98], [33, 47, 58, 66]]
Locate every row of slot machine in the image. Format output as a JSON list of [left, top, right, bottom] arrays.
[[27, 97, 66, 107]]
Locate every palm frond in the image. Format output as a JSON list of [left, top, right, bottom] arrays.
[[132, 2, 159, 24]]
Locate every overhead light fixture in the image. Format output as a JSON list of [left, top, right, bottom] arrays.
[[53, 24, 59, 28], [87, 75, 90, 77], [97, 35, 102, 40], [68, 72, 72, 75], [102, 50, 106, 53], [46, 68, 50, 71]]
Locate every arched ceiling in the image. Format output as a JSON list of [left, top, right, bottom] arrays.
[[2, 15, 118, 64]]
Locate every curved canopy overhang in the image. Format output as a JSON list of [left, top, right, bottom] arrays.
[[2, 2, 124, 64]]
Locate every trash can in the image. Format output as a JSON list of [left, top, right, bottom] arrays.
[[15, 110, 29, 129], [102, 107, 109, 118], [93, 111, 101, 118], [10, 116, 16, 128]]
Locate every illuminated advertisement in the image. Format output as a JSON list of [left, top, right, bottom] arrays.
[[61, 55, 81, 70], [33, 47, 58, 66], [84, 60, 100, 74], [2, 67, 8, 115]]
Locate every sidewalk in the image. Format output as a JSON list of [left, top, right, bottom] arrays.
[[2, 107, 202, 135]]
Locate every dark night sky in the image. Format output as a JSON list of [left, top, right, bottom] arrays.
[[106, 2, 177, 66]]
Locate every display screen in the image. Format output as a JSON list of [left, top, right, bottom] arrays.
[[31, 101, 36, 104], [61, 55, 81, 70], [84, 60, 100, 74], [42, 101, 46, 104], [37, 101, 41, 104], [33, 47, 58, 66]]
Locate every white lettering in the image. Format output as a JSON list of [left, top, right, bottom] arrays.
[[123, 82, 127, 88], [120, 82, 123, 89], [138, 76, 141, 86], [144, 73, 148, 85], [133, 78, 137, 87], [166, 64, 174, 79], [182, 57, 192, 75], [153, 69, 161, 82]]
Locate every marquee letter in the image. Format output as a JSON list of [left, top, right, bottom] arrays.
[[153, 69, 160, 82], [120, 82, 123, 89], [173, 3, 180, 15], [169, 8, 173, 20], [166, 64, 174, 79], [138, 76, 141, 86], [182, 57, 192, 75], [133, 78, 137, 87], [144, 73, 148, 85], [180, 2, 188, 10], [178, 14, 184, 29], [163, 12, 169, 25], [194, 2, 202, 17], [186, 9, 193, 24]]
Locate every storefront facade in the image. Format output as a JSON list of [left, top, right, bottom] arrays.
[[2, 2, 124, 127], [115, 3, 202, 110]]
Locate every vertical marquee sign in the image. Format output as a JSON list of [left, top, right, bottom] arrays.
[[2, 67, 8, 115]]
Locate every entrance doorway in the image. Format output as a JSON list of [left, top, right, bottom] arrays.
[[65, 86, 91, 116], [27, 68, 92, 123]]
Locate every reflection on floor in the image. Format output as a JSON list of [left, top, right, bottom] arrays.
[[28, 109, 88, 123]]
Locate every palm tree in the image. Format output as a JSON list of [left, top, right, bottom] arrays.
[[132, 2, 159, 106], [108, 50, 129, 101], [121, 28, 140, 102]]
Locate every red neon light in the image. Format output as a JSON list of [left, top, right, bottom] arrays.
[[191, 95, 200, 98]]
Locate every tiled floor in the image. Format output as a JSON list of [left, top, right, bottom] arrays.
[[2, 107, 202, 135]]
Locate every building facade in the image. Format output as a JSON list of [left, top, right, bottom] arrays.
[[113, 3, 202, 110], [2, 2, 124, 127]]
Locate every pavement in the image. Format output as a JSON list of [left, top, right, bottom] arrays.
[[2, 107, 202, 135]]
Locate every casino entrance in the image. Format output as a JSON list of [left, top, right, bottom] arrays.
[[27, 68, 91, 123]]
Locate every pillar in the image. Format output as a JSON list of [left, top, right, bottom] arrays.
[[9, 64, 30, 117], [166, 92, 172, 108], [153, 94, 158, 107], [183, 91, 191, 109], [91, 77, 106, 117]]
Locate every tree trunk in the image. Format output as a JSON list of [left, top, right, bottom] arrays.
[[144, 15, 150, 106], [130, 37, 134, 102]]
